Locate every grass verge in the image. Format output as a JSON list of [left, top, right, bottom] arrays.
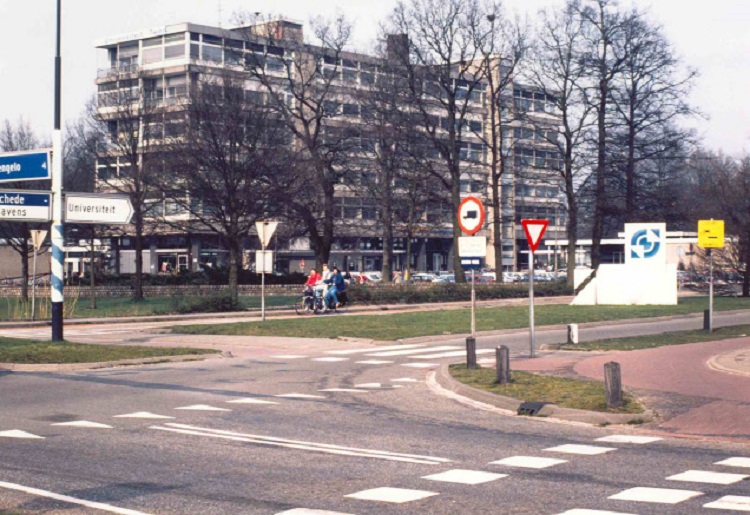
[[0, 336, 219, 364], [171, 296, 750, 341], [449, 364, 644, 414], [561, 323, 750, 351]]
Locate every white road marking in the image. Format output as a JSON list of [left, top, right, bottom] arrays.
[[174, 405, 231, 411], [368, 346, 459, 357], [544, 444, 617, 455], [596, 435, 662, 444], [51, 421, 113, 429], [312, 357, 349, 362], [0, 480, 152, 515], [113, 412, 174, 419], [355, 360, 394, 365], [354, 383, 383, 388], [150, 423, 451, 465], [609, 487, 703, 504], [401, 363, 440, 368], [391, 378, 419, 383], [556, 510, 636, 515], [413, 349, 496, 360], [344, 487, 439, 503], [489, 456, 567, 469], [704, 495, 750, 511], [270, 355, 308, 359], [0, 430, 44, 439], [666, 470, 749, 485], [275, 393, 326, 399], [226, 398, 279, 405], [276, 509, 353, 515], [318, 388, 370, 393], [716, 457, 750, 468], [421, 469, 507, 485], [327, 344, 425, 355]]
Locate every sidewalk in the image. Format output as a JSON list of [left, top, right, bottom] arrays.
[[513, 338, 750, 442]]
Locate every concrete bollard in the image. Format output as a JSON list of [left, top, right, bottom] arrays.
[[496, 345, 510, 384], [466, 337, 477, 369], [704, 309, 711, 332], [604, 361, 623, 409], [567, 323, 579, 345]]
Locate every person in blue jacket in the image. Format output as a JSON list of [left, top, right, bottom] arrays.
[[325, 266, 346, 309]]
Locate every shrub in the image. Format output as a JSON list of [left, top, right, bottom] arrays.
[[163, 292, 243, 314]]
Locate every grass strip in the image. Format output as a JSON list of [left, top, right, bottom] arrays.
[[449, 364, 644, 414], [0, 337, 219, 364], [171, 297, 750, 341], [561, 323, 750, 351]]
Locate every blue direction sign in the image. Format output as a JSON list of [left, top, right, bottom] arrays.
[[0, 190, 52, 221], [460, 257, 483, 271], [0, 150, 51, 183]]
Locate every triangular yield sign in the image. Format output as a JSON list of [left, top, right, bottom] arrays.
[[256, 220, 279, 249], [521, 219, 550, 253]]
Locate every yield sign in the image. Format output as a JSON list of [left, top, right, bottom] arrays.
[[256, 220, 279, 249], [521, 219, 549, 252]]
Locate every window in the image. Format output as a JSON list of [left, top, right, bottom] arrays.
[[224, 48, 242, 65], [165, 44, 185, 59], [142, 36, 162, 47], [266, 56, 284, 72], [342, 103, 359, 116], [202, 45, 222, 62], [190, 44, 200, 59], [142, 47, 162, 64], [343, 69, 357, 82], [202, 34, 221, 45], [165, 33, 184, 44], [361, 72, 374, 85]]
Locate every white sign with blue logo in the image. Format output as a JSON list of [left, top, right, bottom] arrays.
[[0, 149, 51, 184], [625, 223, 666, 266], [0, 190, 52, 221]]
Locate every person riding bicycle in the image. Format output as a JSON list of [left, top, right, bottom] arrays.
[[303, 269, 320, 308], [324, 266, 346, 309]]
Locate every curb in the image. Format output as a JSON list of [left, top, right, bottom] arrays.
[[433, 362, 653, 426], [0, 351, 225, 372]]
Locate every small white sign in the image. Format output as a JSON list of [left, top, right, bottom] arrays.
[[458, 236, 487, 258], [30, 230, 48, 251], [624, 223, 666, 266], [65, 193, 133, 224], [256, 220, 279, 249], [256, 250, 274, 273]]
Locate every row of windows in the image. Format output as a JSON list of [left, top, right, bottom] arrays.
[[513, 88, 557, 114], [515, 205, 565, 226], [514, 147, 563, 170], [514, 184, 560, 199], [513, 127, 557, 144]]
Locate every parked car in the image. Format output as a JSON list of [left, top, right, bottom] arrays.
[[433, 274, 455, 283], [411, 273, 437, 283], [362, 272, 382, 282]]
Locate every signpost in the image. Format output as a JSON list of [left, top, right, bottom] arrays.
[[698, 219, 725, 332], [457, 197, 486, 368], [64, 193, 133, 224], [0, 190, 52, 222], [29, 230, 48, 321], [521, 219, 550, 358], [255, 220, 279, 322], [0, 149, 51, 184]]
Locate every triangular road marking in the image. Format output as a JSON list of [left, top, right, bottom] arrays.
[[113, 412, 175, 419], [174, 405, 231, 411], [51, 421, 113, 429], [226, 398, 279, 405], [0, 430, 44, 439]]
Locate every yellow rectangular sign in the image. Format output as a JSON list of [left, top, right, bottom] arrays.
[[698, 220, 725, 249]]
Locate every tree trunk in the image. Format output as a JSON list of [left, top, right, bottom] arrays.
[[566, 210, 578, 289], [405, 234, 413, 277], [89, 229, 96, 310], [591, 78, 608, 271], [133, 212, 144, 301], [227, 238, 239, 306], [19, 223, 29, 302], [491, 154, 503, 280], [451, 168, 466, 283], [381, 204, 393, 283], [743, 240, 750, 297], [625, 101, 637, 222]]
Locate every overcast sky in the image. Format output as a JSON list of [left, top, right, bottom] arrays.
[[1, 0, 748, 155]]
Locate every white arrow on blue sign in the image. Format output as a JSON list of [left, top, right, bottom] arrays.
[[0, 190, 52, 221], [0, 149, 51, 183]]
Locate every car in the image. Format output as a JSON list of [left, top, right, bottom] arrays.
[[433, 274, 455, 283], [362, 272, 382, 282], [411, 273, 437, 283]]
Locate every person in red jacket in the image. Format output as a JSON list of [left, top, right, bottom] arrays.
[[305, 269, 321, 287]]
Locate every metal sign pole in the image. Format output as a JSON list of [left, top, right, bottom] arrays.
[[529, 249, 536, 358], [31, 245, 38, 321], [471, 268, 476, 338], [50, 0, 65, 341], [709, 249, 714, 332], [261, 248, 266, 322]]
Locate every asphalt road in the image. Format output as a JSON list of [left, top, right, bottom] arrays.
[[1, 318, 750, 514]]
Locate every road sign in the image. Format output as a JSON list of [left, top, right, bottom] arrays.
[[521, 219, 549, 252], [0, 190, 51, 221], [256, 220, 279, 249], [64, 193, 133, 224], [458, 236, 487, 258], [0, 149, 51, 184], [698, 219, 724, 249], [457, 196, 486, 235], [256, 250, 274, 273], [460, 257, 483, 270], [30, 230, 48, 251]]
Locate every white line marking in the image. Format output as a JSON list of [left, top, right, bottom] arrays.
[[704, 495, 750, 511], [401, 363, 440, 368], [113, 412, 174, 419], [0, 430, 44, 439], [276, 509, 354, 515], [544, 444, 617, 455], [226, 398, 279, 405], [596, 435, 662, 444], [151, 423, 451, 465], [421, 469, 507, 485], [368, 346, 459, 357], [51, 421, 113, 429], [608, 487, 703, 504], [489, 456, 567, 469], [355, 360, 394, 365], [354, 383, 383, 388], [716, 457, 750, 468], [270, 355, 308, 359], [666, 470, 749, 485], [0, 480, 152, 515], [275, 393, 326, 399], [174, 405, 231, 411], [312, 357, 349, 362], [327, 344, 425, 355], [318, 388, 370, 393], [391, 378, 419, 383], [557, 510, 636, 515], [412, 349, 496, 360], [344, 487, 439, 503]]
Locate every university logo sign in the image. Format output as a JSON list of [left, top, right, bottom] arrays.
[[625, 223, 666, 266]]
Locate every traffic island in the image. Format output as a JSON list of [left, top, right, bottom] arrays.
[[435, 363, 653, 426]]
